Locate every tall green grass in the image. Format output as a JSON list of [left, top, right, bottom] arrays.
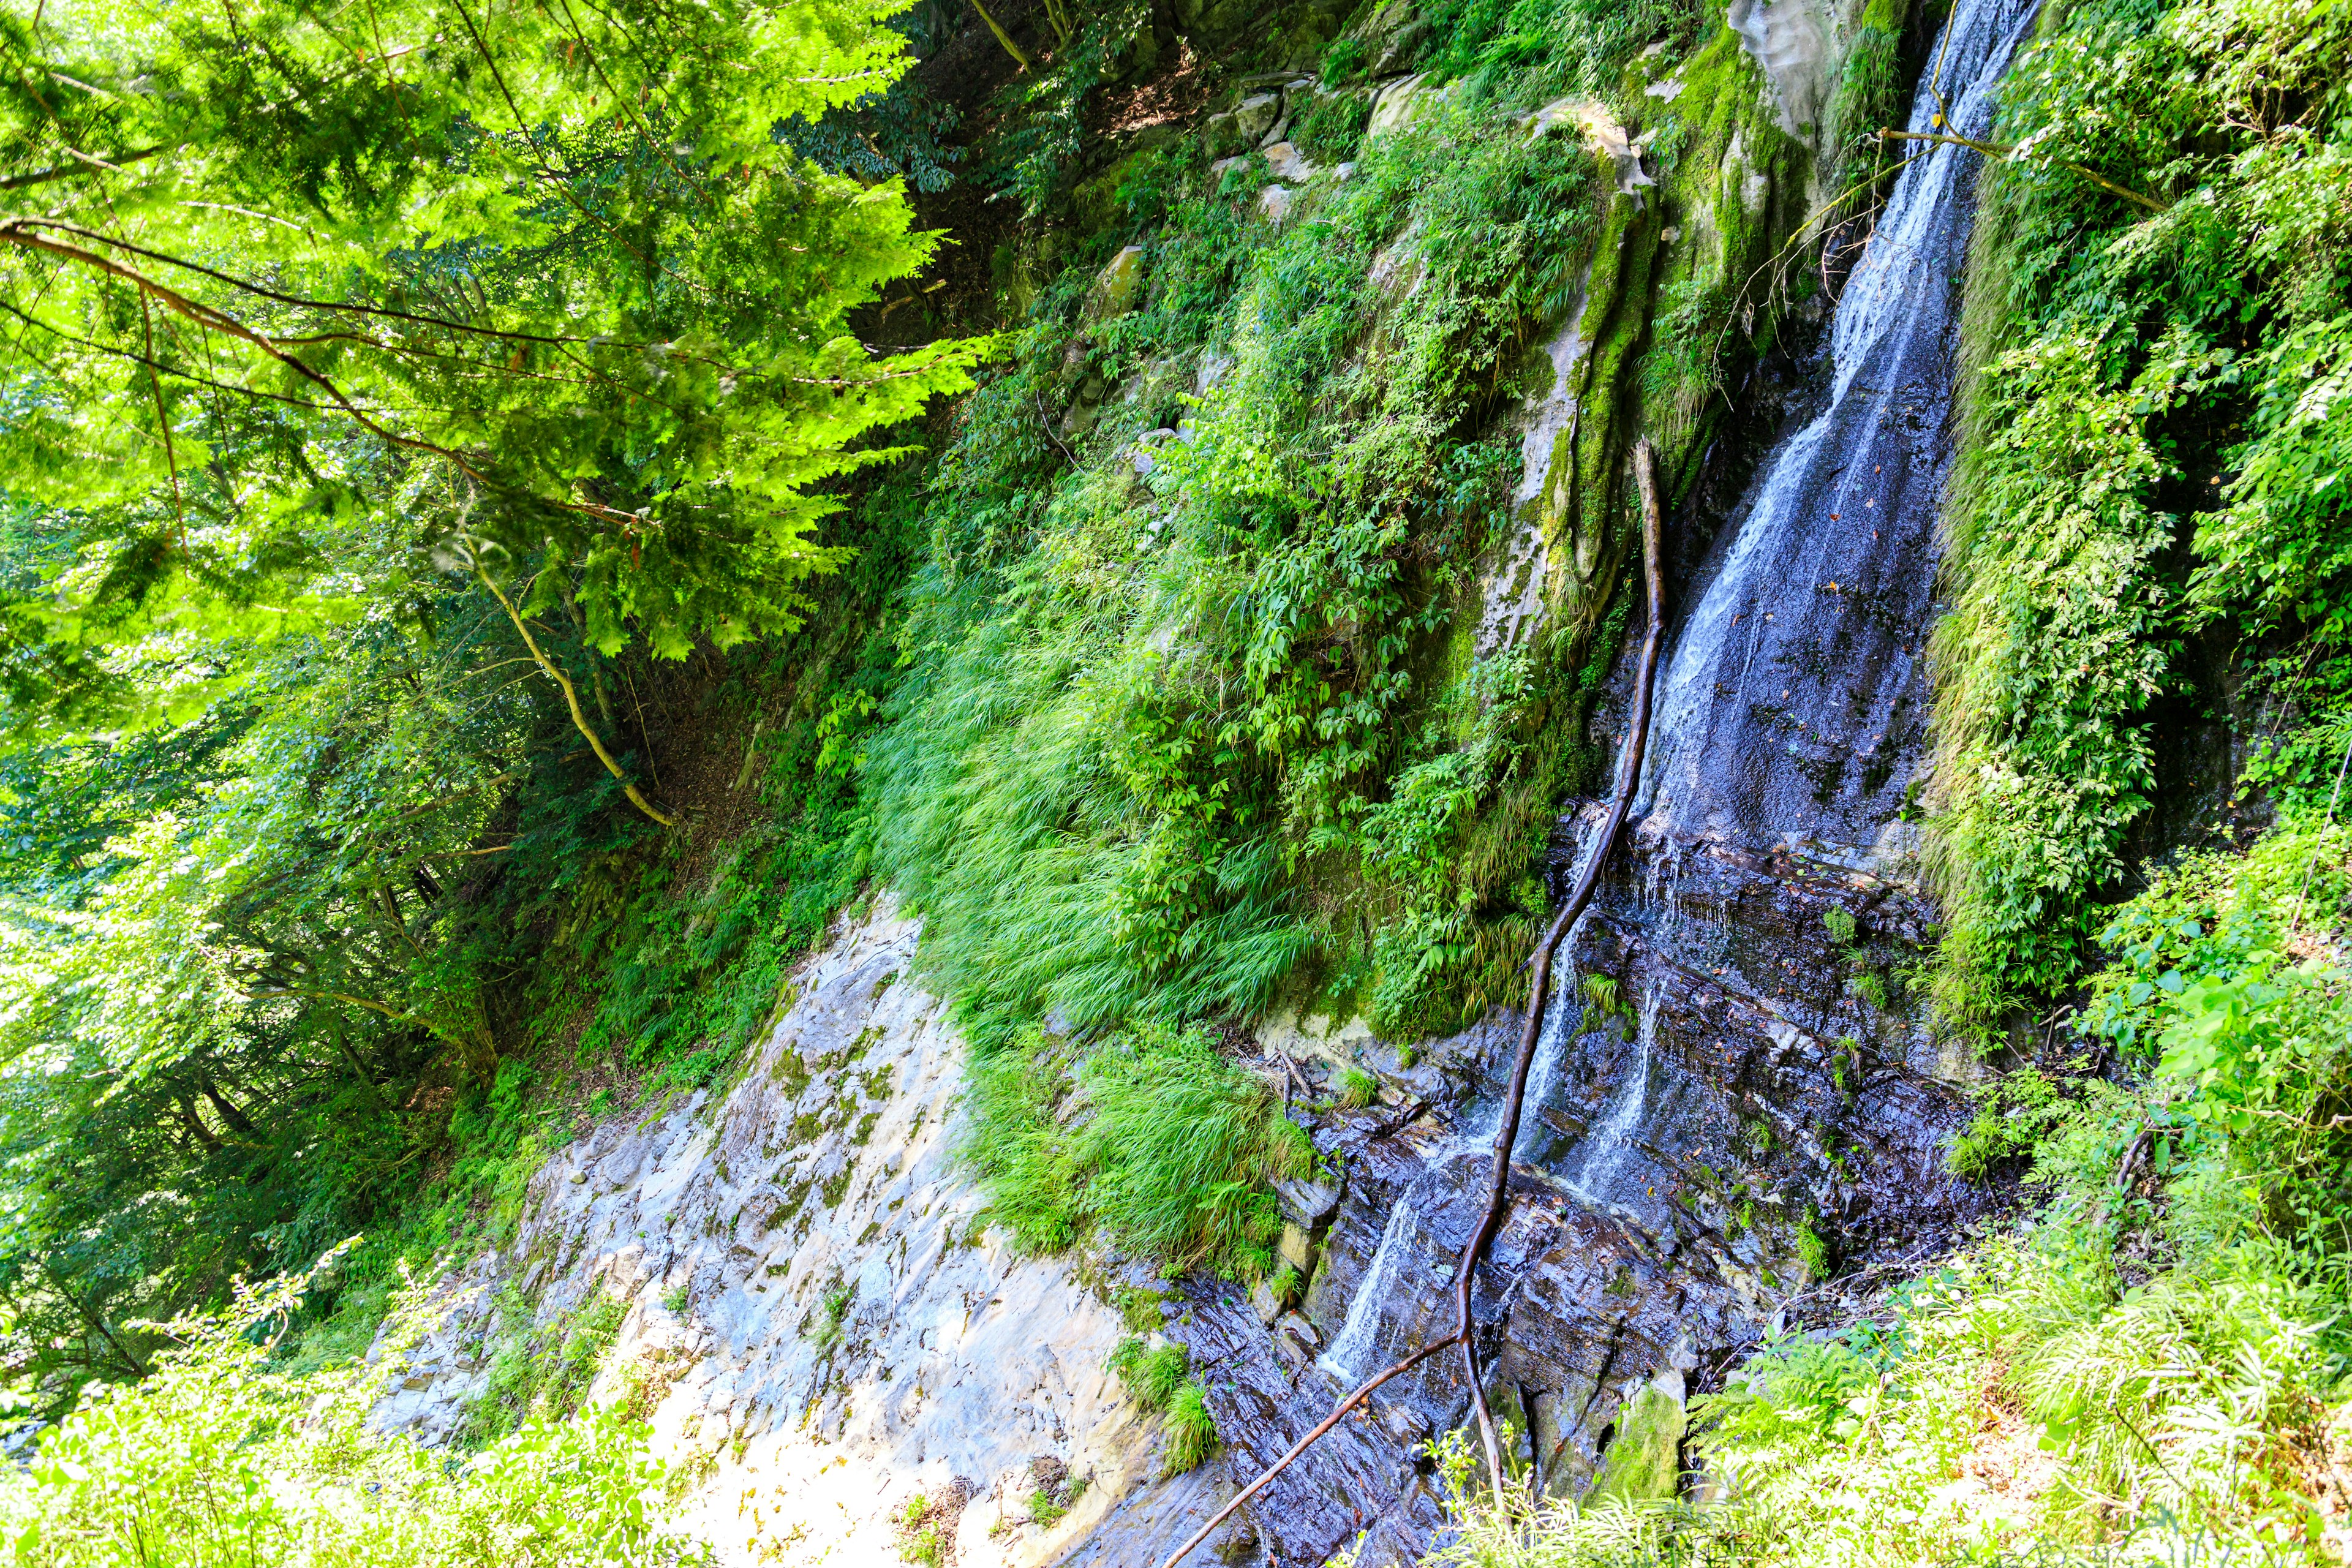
[[962, 1025, 1310, 1278]]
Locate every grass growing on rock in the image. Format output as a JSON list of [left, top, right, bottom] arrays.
[[965, 1025, 1310, 1276], [1109, 1335, 1219, 1476]]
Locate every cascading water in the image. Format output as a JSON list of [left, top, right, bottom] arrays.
[[1174, 7, 2033, 1561], [1638, 0, 2041, 854], [1566, 980, 1659, 1205]]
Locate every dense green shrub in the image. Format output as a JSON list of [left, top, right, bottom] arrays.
[[1933, 0, 2352, 1027], [965, 1025, 1310, 1276], [0, 1251, 692, 1567], [875, 99, 1603, 1051]]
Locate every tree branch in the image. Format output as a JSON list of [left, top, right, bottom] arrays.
[[0, 145, 167, 191], [965, 0, 1032, 70], [473, 564, 674, 827], [1875, 129, 2169, 212]]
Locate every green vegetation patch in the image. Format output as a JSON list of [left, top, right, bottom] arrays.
[[968, 1025, 1310, 1276]]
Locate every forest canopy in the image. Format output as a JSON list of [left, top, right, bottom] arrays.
[[0, 0, 974, 1406]]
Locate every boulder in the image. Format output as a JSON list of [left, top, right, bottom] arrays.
[[1373, 20, 1430, 74], [1262, 141, 1316, 183], [1586, 1379, 1687, 1504], [1232, 91, 1282, 145], [1367, 73, 1459, 139], [1204, 111, 1251, 159], [1255, 185, 1297, 225], [1082, 246, 1148, 323]]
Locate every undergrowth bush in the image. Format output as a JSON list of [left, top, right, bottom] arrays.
[[1933, 0, 2352, 1030], [874, 98, 1607, 1052], [0, 1247, 695, 1566]]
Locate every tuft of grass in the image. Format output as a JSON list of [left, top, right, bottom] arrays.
[[807, 1283, 854, 1349], [1163, 1381, 1218, 1475], [963, 1025, 1310, 1277], [1335, 1066, 1381, 1110], [1109, 1336, 1191, 1410], [458, 1286, 629, 1449], [1267, 1263, 1302, 1308], [1582, 973, 1623, 1020]]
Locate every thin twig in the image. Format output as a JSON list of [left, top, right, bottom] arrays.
[[1036, 387, 1077, 466], [1875, 129, 2169, 212]]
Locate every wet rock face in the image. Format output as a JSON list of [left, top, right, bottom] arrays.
[[1186, 927, 1987, 1567]]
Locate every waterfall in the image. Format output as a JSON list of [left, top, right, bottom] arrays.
[[1316, 909, 1592, 1384], [1636, 0, 2041, 856]]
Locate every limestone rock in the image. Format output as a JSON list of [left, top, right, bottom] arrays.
[[1250, 1277, 1283, 1327], [1270, 1311, 1321, 1371], [1367, 72, 1459, 139], [1728, 0, 1844, 144], [1204, 110, 1251, 159], [366, 903, 1217, 1568], [1232, 91, 1281, 145], [1255, 185, 1297, 225], [1273, 1177, 1340, 1228], [1261, 140, 1316, 183], [1278, 1221, 1315, 1272], [1522, 97, 1656, 198]]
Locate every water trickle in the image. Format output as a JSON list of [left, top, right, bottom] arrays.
[[1314, 1192, 1420, 1384], [1316, 883, 1597, 1385], [1565, 981, 1661, 1208]]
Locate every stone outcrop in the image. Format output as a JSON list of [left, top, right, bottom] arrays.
[[371, 905, 1248, 1567]]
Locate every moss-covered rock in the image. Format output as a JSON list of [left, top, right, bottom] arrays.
[[1587, 1380, 1688, 1504]]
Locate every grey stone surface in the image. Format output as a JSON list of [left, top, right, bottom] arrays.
[[369, 904, 1224, 1568]]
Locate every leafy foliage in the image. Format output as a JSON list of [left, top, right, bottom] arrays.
[[0, 1248, 696, 1567], [1932, 0, 2352, 1023], [875, 97, 1603, 1052], [963, 1025, 1309, 1276], [0, 0, 983, 745]]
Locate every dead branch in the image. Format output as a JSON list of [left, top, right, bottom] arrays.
[[1875, 129, 2169, 212], [1155, 438, 1670, 1568]]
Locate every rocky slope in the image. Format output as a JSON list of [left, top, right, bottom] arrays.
[[371, 904, 1250, 1567]]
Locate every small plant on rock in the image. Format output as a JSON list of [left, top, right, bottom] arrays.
[[1108, 1336, 1190, 1409], [1163, 1381, 1219, 1475]]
